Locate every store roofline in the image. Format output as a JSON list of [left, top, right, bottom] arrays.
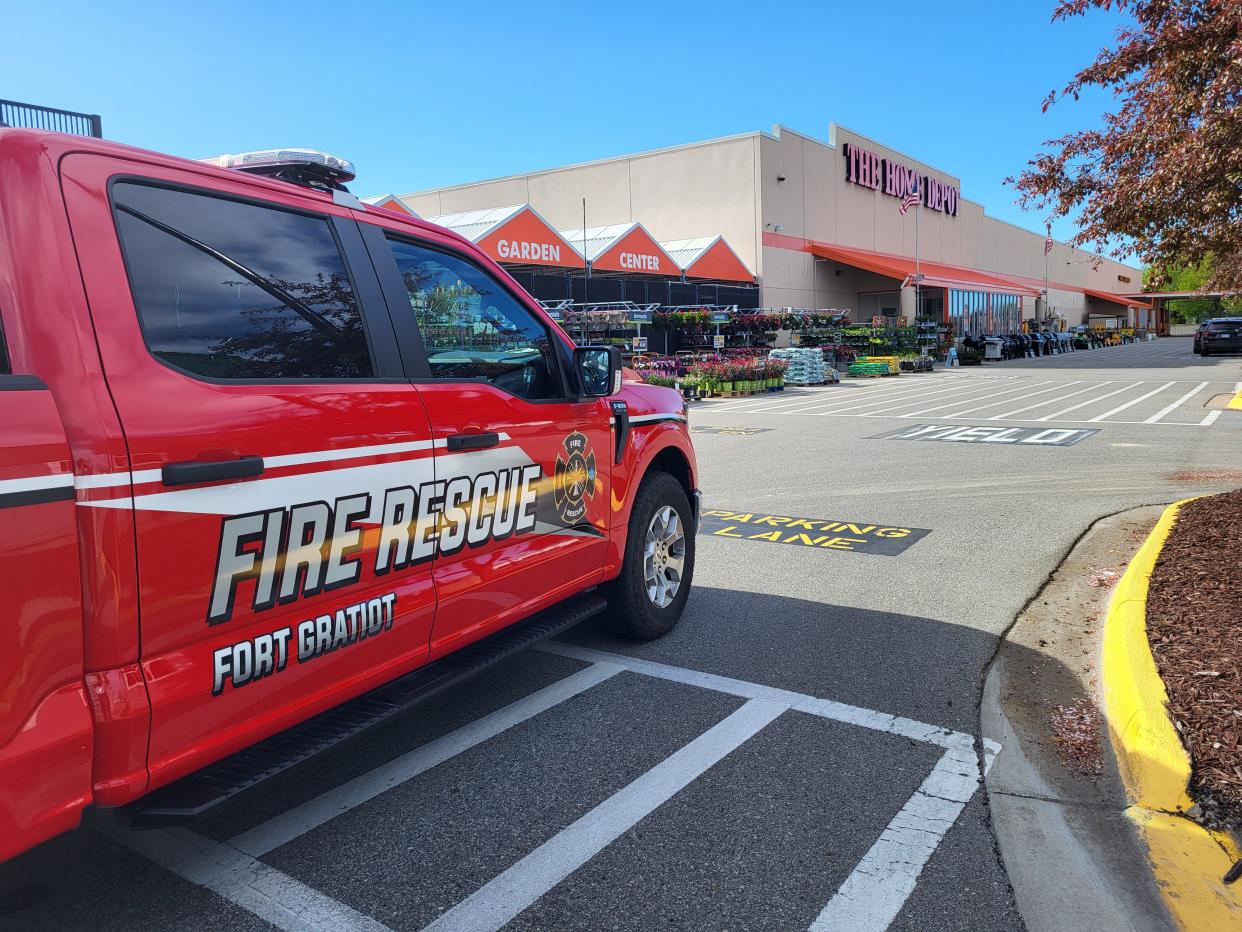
[[396, 128, 766, 200], [395, 120, 1137, 276], [788, 121, 1138, 274]]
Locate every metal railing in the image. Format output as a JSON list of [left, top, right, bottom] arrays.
[[0, 99, 102, 138]]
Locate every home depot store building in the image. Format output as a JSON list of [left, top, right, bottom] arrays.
[[385, 123, 1151, 332], [363, 198, 760, 310]]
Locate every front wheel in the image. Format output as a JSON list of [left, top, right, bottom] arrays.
[[602, 471, 696, 640]]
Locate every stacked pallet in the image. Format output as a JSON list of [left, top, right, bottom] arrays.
[[848, 355, 900, 378], [770, 347, 827, 385]]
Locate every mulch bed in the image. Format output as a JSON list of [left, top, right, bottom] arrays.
[[1146, 488, 1242, 831]]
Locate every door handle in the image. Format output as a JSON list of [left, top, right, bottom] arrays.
[[162, 455, 264, 486], [610, 401, 630, 465], [446, 432, 500, 452]]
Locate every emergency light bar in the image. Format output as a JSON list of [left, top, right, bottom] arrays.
[[200, 148, 356, 192]]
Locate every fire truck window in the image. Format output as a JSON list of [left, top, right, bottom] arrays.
[[386, 237, 561, 400], [0, 311, 10, 374], [111, 182, 374, 380]]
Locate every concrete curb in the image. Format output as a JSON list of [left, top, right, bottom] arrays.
[[1101, 497, 1242, 929]]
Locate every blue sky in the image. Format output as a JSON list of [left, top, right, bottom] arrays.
[[4, 0, 1127, 246]]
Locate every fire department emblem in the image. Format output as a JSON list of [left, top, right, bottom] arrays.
[[553, 431, 596, 525]]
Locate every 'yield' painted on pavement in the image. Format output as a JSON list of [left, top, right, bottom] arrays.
[[873, 423, 1100, 447]]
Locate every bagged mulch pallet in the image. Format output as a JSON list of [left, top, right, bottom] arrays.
[[769, 347, 827, 385]]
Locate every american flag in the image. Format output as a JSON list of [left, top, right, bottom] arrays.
[[1044, 224, 1054, 255], [899, 181, 920, 215]]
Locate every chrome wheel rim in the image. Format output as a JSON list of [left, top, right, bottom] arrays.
[[644, 505, 686, 608]]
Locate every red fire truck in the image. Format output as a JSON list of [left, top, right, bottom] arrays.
[[0, 131, 699, 861]]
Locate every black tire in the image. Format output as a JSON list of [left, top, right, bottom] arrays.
[[601, 471, 696, 640], [1202, 348, 1211, 357]]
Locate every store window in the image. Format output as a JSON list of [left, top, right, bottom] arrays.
[[386, 237, 562, 400], [949, 289, 1021, 337]]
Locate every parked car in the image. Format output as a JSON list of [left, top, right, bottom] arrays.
[[0, 129, 700, 860], [1199, 317, 1242, 356], [1193, 320, 1211, 354]]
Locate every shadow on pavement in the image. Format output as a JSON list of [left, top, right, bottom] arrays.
[[0, 585, 1097, 932]]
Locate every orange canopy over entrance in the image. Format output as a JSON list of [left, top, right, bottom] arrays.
[[1083, 287, 1151, 310], [807, 241, 1041, 298]]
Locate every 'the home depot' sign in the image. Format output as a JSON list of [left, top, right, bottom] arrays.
[[843, 143, 959, 217]]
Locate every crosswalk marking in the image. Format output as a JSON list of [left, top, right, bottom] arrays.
[[898, 380, 1057, 418], [1088, 381, 1176, 422], [1144, 381, 1209, 423], [984, 381, 1103, 419], [1035, 382, 1139, 421], [809, 382, 982, 416], [697, 374, 1238, 430]]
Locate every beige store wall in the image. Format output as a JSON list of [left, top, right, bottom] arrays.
[[755, 124, 1140, 313], [397, 122, 1141, 318], [399, 135, 763, 274]]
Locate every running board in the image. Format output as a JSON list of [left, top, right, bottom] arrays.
[[126, 593, 607, 828]]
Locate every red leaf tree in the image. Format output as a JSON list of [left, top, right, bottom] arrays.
[[1011, 1, 1242, 290]]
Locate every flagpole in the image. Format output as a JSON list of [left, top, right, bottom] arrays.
[[1044, 224, 1050, 325], [914, 191, 921, 326]]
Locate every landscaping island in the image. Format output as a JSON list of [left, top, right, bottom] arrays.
[[1146, 488, 1242, 833]]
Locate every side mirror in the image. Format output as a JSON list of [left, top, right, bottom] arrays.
[[574, 345, 622, 397]]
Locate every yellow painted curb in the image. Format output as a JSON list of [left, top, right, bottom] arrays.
[[1126, 808, 1242, 931], [1102, 497, 1242, 929], [1102, 499, 1195, 812], [1229, 389, 1242, 411]]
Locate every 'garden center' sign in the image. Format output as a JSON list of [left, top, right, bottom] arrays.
[[698, 509, 929, 556]]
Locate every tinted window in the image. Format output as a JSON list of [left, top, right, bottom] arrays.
[[0, 311, 10, 374], [386, 238, 561, 399], [112, 183, 374, 380], [1207, 321, 1241, 331]]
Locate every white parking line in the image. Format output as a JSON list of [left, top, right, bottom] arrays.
[[1200, 410, 1223, 427], [1144, 381, 1209, 423], [943, 380, 1084, 418], [102, 824, 391, 932], [898, 380, 1055, 417], [858, 380, 1044, 417], [230, 662, 624, 857], [743, 382, 925, 416], [1087, 380, 1176, 422], [1035, 382, 1141, 421], [810, 744, 994, 932], [808, 382, 990, 417], [113, 647, 1001, 932], [539, 642, 982, 750], [421, 699, 788, 932]]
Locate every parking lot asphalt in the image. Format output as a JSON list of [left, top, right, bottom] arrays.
[[4, 338, 1240, 931]]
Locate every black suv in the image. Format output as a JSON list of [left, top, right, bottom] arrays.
[[1199, 317, 1242, 357]]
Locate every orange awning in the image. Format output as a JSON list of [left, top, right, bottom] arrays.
[[361, 194, 420, 217], [1083, 288, 1150, 310], [807, 242, 1041, 298], [661, 236, 754, 283], [590, 223, 679, 276], [428, 205, 586, 269]]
